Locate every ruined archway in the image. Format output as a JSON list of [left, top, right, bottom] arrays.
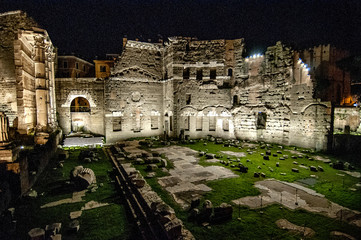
[[70, 97, 91, 132]]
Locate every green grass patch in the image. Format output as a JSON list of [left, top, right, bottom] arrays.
[[135, 139, 361, 239], [13, 147, 135, 240]]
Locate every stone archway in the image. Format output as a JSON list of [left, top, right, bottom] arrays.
[[70, 97, 91, 133]]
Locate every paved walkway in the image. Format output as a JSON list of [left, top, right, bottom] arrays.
[[63, 137, 104, 147], [153, 146, 238, 209], [232, 179, 361, 228]]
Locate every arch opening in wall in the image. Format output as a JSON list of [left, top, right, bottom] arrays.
[[70, 97, 90, 112]]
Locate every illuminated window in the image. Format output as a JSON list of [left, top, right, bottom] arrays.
[[113, 117, 122, 131]]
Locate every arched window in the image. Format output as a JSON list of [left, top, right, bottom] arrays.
[[70, 97, 90, 112]]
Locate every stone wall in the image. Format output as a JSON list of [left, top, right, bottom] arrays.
[[232, 42, 331, 150], [0, 11, 38, 127], [55, 78, 105, 135], [298, 44, 352, 105], [54, 38, 333, 150], [104, 79, 164, 143], [165, 38, 243, 139], [334, 107, 360, 132]]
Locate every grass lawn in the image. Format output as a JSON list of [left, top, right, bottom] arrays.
[[134, 139, 361, 239], [11, 139, 361, 240], [13, 147, 136, 240]]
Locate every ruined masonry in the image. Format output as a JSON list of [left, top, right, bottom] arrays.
[[57, 38, 331, 150]]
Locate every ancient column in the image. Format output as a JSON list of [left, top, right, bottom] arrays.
[[34, 34, 48, 130], [0, 112, 9, 142]]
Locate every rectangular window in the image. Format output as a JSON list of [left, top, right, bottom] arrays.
[[196, 69, 203, 80], [223, 119, 229, 131], [257, 112, 267, 129], [113, 117, 122, 132], [196, 116, 203, 131], [100, 66, 106, 72], [63, 61, 68, 68], [183, 68, 190, 79], [170, 116, 173, 131], [209, 116, 216, 131], [210, 68, 216, 79], [151, 116, 159, 129], [83, 65, 86, 71], [228, 68, 233, 77], [75, 62, 79, 69], [186, 94, 191, 105], [184, 116, 190, 131]]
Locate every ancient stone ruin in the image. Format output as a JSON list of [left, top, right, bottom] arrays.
[[56, 37, 331, 150]]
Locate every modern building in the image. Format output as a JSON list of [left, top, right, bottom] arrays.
[[56, 55, 94, 78]]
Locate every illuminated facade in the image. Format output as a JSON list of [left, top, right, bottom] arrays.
[[57, 39, 333, 150]]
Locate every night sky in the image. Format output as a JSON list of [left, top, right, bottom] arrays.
[[1, 0, 361, 60]]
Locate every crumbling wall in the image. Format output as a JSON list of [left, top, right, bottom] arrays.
[[232, 42, 331, 150], [103, 38, 331, 149], [298, 44, 351, 105], [167, 38, 244, 139], [105, 41, 166, 142], [104, 79, 164, 143], [112, 40, 164, 80], [55, 78, 104, 135], [334, 107, 360, 132]]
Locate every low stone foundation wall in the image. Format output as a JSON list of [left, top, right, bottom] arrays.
[[108, 145, 194, 240], [19, 129, 63, 195], [333, 134, 361, 158], [334, 107, 360, 133]]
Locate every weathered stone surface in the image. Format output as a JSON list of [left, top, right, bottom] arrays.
[[55, 37, 332, 151], [28, 228, 45, 239], [276, 219, 315, 238], [70, 166, 96, 189]]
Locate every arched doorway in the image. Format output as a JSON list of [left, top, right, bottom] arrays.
[[71, 97, 90, 112], [70, 97, 90, 132]]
